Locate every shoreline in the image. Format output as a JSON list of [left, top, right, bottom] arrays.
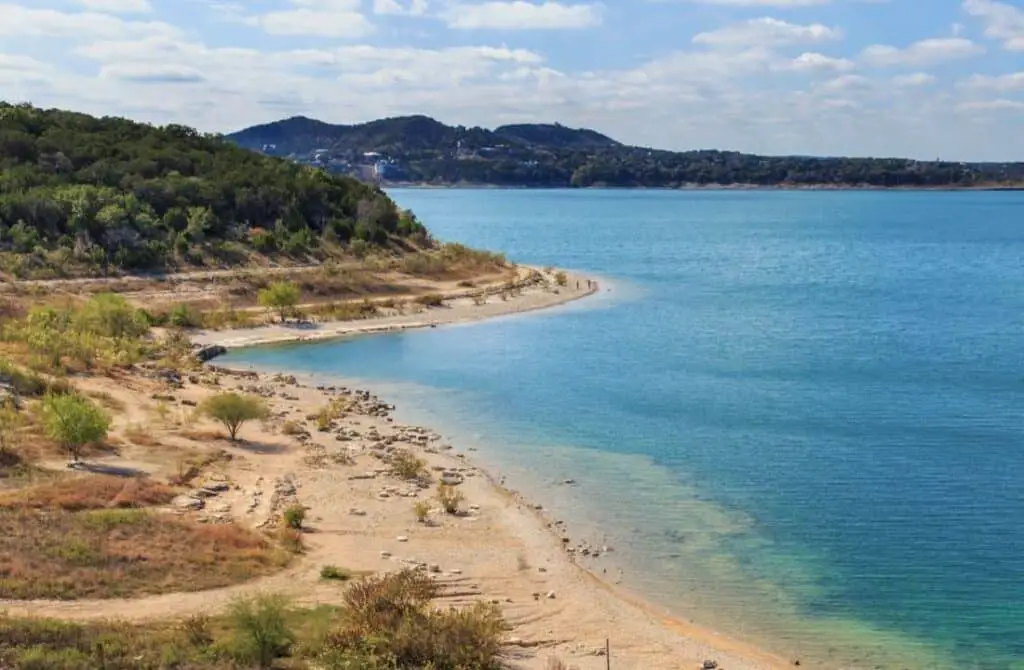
[[191, 266, 602, 352], [197, 270, 795, 670], [385, 182, 1024, 192]]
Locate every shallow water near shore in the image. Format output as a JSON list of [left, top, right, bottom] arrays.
[[223, 189, 1024, 670]]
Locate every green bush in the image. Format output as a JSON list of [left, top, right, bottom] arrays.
[[389, 449, 426, 481], [167, 304, 202, 328], [320, 565, 352, 581], [39, 392, 110, 462], [257, 281, 300, 323], [225, 594, 294, 669], [282, 504, 306, 530]]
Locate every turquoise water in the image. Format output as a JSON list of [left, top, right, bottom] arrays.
[[224, 190, 1024, 669]]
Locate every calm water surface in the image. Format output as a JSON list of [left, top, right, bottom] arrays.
[[225, 190, 1024, 669]]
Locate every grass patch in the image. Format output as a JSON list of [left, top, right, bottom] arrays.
[[0, 505, 287, 599], [0, 475, 176, 511]]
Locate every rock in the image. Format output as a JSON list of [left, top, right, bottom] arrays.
[[562, 478, 576, 485], [172, 495, 203, 511], [396, 536, 409, 542], [546, 591, 556, 599], [349, 508, 366, 516], [448, 568, 461, 575], [702, 661, 718, 670], [380, 551, 391, 558], [195, 345, 227, 362]]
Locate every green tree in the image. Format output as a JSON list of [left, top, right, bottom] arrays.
[[257, 281, 300, 323], [40, 393, 110, 462], [201, 392, 269, 441]]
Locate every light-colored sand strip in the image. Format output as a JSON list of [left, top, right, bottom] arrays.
[[190, 268, 599, 350]]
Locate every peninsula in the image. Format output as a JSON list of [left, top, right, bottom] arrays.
[[0, 102, 792, 669]]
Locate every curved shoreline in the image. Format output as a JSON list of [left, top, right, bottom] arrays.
[[193, 268, 795, 670], [190, 267, 601, 351]]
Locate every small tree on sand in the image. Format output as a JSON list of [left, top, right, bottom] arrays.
[[257, 281, 300, 323], [202, 392, 269, 441], [40, 393, 110, 462]]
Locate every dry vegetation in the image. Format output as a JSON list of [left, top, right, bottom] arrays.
[[0, 476, 286, 600]]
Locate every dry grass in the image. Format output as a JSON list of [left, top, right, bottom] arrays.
[[123, 422, 162, 447], [0, 507, 287, 599], [0, 474, 176, 511]]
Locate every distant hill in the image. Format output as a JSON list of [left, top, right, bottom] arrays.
[[228, 115, 619, 156], [227, 114, 1024, 189], [0, 103, 427, 277]]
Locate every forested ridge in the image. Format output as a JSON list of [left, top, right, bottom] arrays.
[[0, 103, 428, 278], [230, 114, 1024, 189]]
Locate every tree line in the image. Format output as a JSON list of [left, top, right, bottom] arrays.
[[0, 103, 429, 277]]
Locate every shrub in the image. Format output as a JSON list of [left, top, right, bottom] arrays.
[[390, 449, 426, 481], [437, 483, 464, 515], [278, 527, 305, 554], [225, 594, 294, 669], [554, 271, 568, 287], [201, 392, 268, 441], [320, 570, 506, 670], [281, 420, 303, 436], [181, 613, 213, 648], [39, 392, 110, 462], [257, 281, 300, 323], [413, 501, 431, 524], [282, 504, 306, 530], [166, 303, 202, 328], [415, 293, 444, 308], [320, 565, 352, 581]]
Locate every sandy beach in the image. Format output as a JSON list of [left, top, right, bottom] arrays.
[[1, 268, 794, 670], [189, 267, 602, 351]]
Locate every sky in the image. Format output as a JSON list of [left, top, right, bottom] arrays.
[[1, 0, 1023, 160]]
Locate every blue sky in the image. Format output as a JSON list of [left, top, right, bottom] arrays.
[[1, 0, 1023, 160]]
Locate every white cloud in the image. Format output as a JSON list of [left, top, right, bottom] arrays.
[[680, 0, 828, 5], [957, 98, 1024, 112], [860, 38, 983, 67], [100, 63, 206, 83], [246, 0, 375, 38], [442, 2, 602, 29], [693, 17, 840, 48], [819, 73, 870, 91], [961, 71, 1024, 91], [964, 0, 1024, 51], [892, 72, 937, 86], [73, 0, 152, 12], [0, 4, 177, 38], [372, 0, 428, 15], [787, 51, 855, 71]]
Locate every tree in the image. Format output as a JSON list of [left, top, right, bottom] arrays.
[[40, 393, 110, 462], [257, 281, 300, 323], [202, 392, 269, 441]]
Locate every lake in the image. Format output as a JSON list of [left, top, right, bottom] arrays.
[[224, 189, 1024, 669]]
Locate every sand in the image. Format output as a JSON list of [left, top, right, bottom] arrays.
[[189, 267, 602, 351], [1, 269, 795, 670]]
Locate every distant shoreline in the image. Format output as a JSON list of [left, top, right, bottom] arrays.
[[384, 181, 1024, 192]]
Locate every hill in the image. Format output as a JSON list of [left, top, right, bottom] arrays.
[[0, 103, 428, 278], [229, 115, 619, 158], [227, 115, 1024, 189]]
